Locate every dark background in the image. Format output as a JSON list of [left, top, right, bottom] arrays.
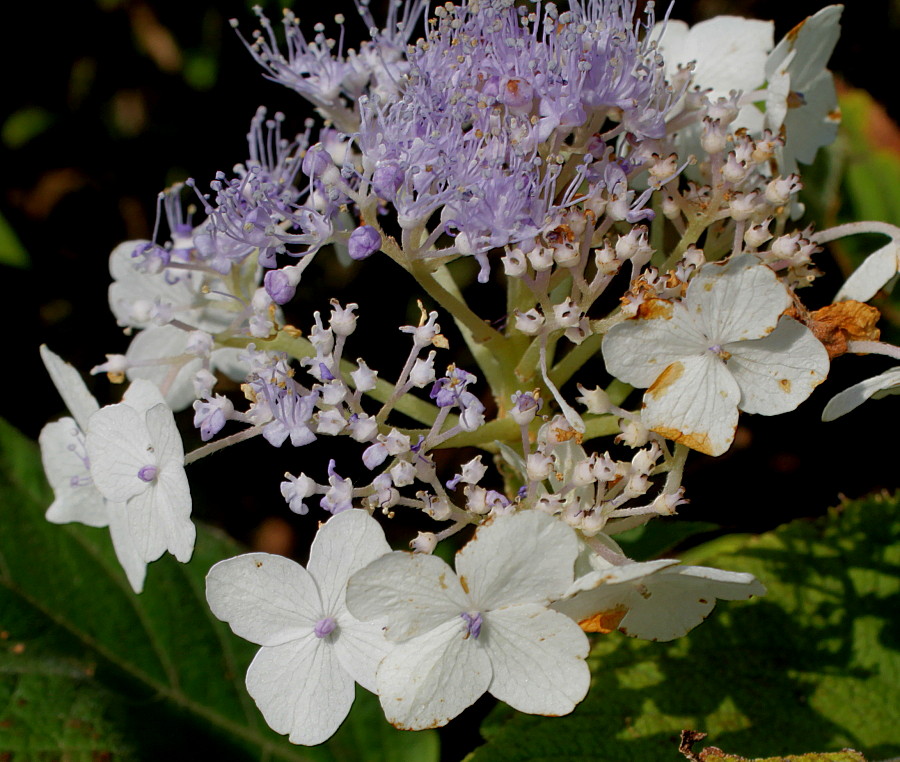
[[3, 0, 899, 550]]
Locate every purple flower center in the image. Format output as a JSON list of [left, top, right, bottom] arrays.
[[138, 465, 159, 482], [460, 612, 483, 640], [314, 617, 337, 639]]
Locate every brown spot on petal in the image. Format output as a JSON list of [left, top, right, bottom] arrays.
[[808, 301, 881, 358], [636, 297, 674, 320], [459, 575, 470, 594], [778, 378, 792, 393], [579, 605, 628, 634], [651, 425, 721, 456], [647, 361, 684, 399], [786, 17, 807, 42]]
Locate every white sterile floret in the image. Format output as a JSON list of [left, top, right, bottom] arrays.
[[85, 378, 195, 566], [205, 510, 393, 746], [552, 558, 766, 641], [764, 6, 842, 174], [345, 511, 590, 730], [602, 255, 829, 456], [38, 346, 147, 592]]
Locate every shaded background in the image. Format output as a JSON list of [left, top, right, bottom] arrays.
[[3, 0, 900, 554]]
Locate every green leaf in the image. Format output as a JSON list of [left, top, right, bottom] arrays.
[[468, 493, 900, 762], [0, 419, 437, 761], [0, 209, 29, 268], [697, 751, 867, 762], [1, 107, 54, 149], [613, 519, 719, 561]]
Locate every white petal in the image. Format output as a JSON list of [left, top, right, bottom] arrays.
[[107, 504, 148, 593], [764, 67, 791, 132], [483, 605, 589, 716], [40, 346, 100, 431], [210, 347, 250, 383], [153, 470, 195, 563], [822, 366, 900, 421], [602, 301, 707, 388], [780, 70, 839, 167], [205, 553, 321, 646], [835, 240, 900, 303], [727, 316, 829, 415], [143, 403, 194, 563], [673, 17, 773, 97], [108, 240, 150, 282], [765, 6, 841, 90], [687, 255, 791, 345], [40, 420, 109, 528], [125, 326, 201, 412], [641, 353, 741, 457], [124, 487, 168, 563], [346, 552, 469, 641], [86, 404, 153, 502], [246, 638, 355, 746], [122, 378, 167, 415], [618, 565, 766, 642], [456, 511, 579, 610], [552, 559, 681, 627], [376, 619, 491, 730], [332, 614, 393, 694], [307, 510, 391, 615]]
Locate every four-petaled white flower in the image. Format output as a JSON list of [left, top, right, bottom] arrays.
[[345, 510, 590, 730], [602, 255, 829, 456], [39, 345, 147, 592], [205, 509, 393, 746], [85, 378, 195, 566], [552, 558, 766, 642]]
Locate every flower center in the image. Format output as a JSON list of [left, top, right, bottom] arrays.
[[460, 612, 483, 640], [314, 617, 337, 639], [707, 344, 731, 361], [138, 465, 159, 482]]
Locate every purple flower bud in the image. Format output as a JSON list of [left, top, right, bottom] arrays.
[[264, 268, 300, 305], [348, 225, 381, 261], [301, 144, 331, 179], [372, 163, 404, 200]]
